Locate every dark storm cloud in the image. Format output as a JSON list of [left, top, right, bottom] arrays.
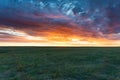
[[0, 0, 120, 41]]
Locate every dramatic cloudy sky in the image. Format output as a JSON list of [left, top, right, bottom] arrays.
[[0, 0, 120, 46]]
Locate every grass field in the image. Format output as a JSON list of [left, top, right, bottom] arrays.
[[0, 47, 120, 80]]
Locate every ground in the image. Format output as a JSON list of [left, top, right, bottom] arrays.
[[0, 47, 120, 80]]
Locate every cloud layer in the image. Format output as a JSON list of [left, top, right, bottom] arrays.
[[0, 0, 120, 46]]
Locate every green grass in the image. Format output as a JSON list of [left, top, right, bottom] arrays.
[[0, 47, 120, 80]]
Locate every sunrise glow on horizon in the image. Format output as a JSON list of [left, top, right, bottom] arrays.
[[0, 0, 120, 46]]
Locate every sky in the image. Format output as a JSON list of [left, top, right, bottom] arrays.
[[0, 0, 120, 46]]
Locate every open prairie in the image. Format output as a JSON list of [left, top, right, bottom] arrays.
[[0, 47, 120, 80]]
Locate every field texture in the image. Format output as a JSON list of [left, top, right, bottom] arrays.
[[0, 47, 120, 80]]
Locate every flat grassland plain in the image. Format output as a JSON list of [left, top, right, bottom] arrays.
[[0, 47, 120, 80]]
